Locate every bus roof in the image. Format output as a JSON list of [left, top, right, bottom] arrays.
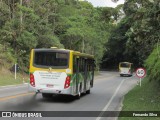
[[32, 48, 94, 59], [119, 62, 132, 64]]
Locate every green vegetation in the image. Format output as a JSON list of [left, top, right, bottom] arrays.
[[119, 34, 160, 120], [0, 0, 121, 86], [119, 78, 160, 120], [0, 68, 29, 86], [0, 0, 119, 71], [0, 1, 159, 110], [119, 41, 160, 119], [102, 0, 160, 68], [109, 0, 160, 119], [145, 46, 160, 83]]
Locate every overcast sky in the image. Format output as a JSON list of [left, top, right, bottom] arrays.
[[85, 0, 125, 7]]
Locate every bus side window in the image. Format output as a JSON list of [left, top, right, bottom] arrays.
[[81, 58, 83, 72], [87, 60, 90, 71], [73, 56, 77, 73], [88, 59, 91, 71], [79, 58, 85, 72], [82, 58, 85, 72], [79, 58, 81, 72]]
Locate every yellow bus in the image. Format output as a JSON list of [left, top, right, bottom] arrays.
[[29, 48, 94, 99], [119, 62, 133, 77]]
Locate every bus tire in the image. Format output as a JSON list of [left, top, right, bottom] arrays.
[[76, 85, 81, 99], [130, 74, 133, 77], [42, 93, 53, 98], [86, 85, 91, 94], [120, 74, 123, 77], [76, 91, 81, 99], [86, 89, 90, 94]]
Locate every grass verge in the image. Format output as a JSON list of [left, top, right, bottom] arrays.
[[0, 68, 29, 86], [119, 78, 160, 120]]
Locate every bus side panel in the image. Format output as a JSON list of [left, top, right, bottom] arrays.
[[71, 54, 94, 95]]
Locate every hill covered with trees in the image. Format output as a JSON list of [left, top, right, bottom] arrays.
[[0, 0, 121, 71], [103, 0, 159, 69], [0, 0, 159, 79]]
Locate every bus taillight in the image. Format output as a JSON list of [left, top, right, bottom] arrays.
[[30, 73, 35, 87], [64, 76, 71, 89]]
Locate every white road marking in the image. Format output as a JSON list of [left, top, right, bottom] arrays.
[[96, 77, 132, 120]]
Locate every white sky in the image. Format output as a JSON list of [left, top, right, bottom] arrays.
[[85, 0, 125, 8]]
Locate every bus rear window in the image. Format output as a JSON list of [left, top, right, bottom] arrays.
[[120, 63, 130, 68], [33, 51, 69, 68]]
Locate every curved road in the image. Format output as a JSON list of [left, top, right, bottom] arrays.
[[0, 71, 138, 120]]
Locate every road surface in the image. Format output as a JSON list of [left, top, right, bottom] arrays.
[[0, 71, 138, 120]]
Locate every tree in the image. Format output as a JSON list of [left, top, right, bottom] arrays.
[[0, 0, 118, 71]]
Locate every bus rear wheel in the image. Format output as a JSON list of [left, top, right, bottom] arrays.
[[76, 91, 81, 99], [86, 89, 90, 94], [86, 85, 91, 94], [76, 86, 82, 99], [42, 93, 53, 98]]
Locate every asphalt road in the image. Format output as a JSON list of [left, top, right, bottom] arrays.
[[0, 71, 138, 120]]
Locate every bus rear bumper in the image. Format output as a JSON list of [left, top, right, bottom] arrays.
[[28, 85, 72, 95], [120, 73, 132, 76]]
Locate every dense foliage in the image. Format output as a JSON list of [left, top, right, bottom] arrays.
[[145, 45, 160, 83], [0, 0, 118, 71], [0, 0, 159, 77], [103, 0, 160, 69]]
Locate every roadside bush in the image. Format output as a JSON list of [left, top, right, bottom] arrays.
[[145, 45, 160, 83]]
